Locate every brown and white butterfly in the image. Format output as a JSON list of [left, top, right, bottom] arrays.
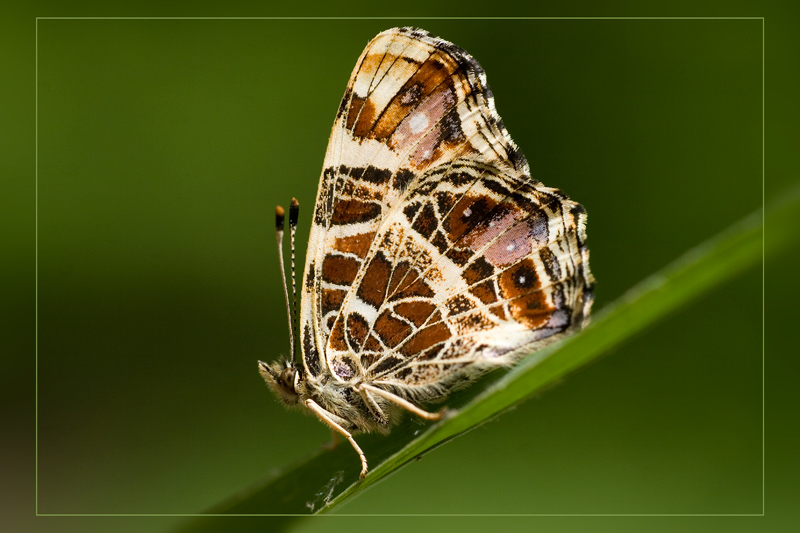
[[259, 27, 594, 479]]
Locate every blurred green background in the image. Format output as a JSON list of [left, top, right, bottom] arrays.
[[5, 5, 799, 533]]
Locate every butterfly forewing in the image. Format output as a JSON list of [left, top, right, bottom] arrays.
[[301, 28, 556, 382]]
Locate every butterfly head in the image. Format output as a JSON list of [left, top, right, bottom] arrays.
[[259, 358, 302, 406]]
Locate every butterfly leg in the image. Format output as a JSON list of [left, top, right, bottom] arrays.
[[358, 383, 446, 421], [305, 398, 369, 479], [356, 386, 390, 427]]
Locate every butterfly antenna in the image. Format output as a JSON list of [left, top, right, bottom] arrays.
[[289, 198, 300, 360], [275, 205, 295, 361]]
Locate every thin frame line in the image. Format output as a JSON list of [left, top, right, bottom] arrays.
[[34, 16, 765, 20], [35, 15, 40, 517], [761, 16, 766, 516], [36, 513, 768, 517], [34, 15, 767, 517]]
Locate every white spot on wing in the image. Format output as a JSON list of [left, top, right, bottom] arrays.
[[408, 113, 429, 134]]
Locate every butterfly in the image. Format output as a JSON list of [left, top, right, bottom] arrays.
[[259, 27, 594, 479]]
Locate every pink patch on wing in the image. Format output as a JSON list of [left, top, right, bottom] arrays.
[[484, 218, 545, 267], [462, 208, 522, 250], [391, 88, 454, 164]]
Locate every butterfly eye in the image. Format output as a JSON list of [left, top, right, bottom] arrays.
[[280, 367, 297, 392]]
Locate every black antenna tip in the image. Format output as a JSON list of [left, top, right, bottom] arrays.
[[275, 205, 285, 229], [289, 198, 300, 226]]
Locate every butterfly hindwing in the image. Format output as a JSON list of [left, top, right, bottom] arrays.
[[329, 161, 593, 395]]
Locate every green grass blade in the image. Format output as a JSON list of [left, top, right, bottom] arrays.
[[181, 192, 798, 527]]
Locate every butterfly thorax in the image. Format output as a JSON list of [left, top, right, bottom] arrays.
[[259, 358, 392, 433]]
